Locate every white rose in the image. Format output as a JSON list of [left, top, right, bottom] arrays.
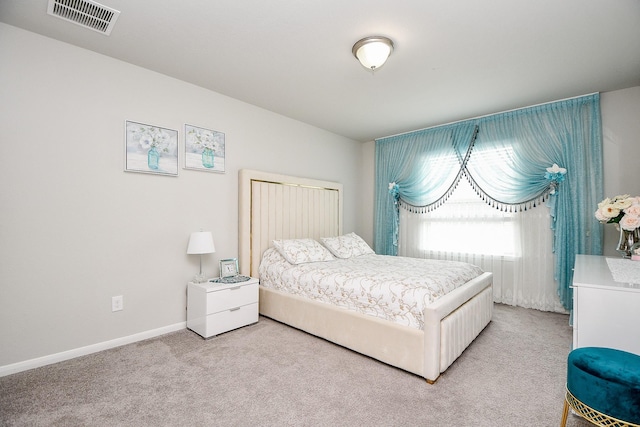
[[625, 205, 640, 217], [598, 198, 611, 209], [613, 197, 634, 210], [601, 205, 621, 219], [620, 214, 640, 231], [595, 208, 608, 222]]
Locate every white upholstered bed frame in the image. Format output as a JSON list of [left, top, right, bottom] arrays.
[[238, 169, 493, 383]]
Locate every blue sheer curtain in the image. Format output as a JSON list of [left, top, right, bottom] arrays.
[[374, 122, 478, 255], [374, 94, 603, 309]]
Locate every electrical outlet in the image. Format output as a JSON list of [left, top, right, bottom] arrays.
[[112, 295, 123, 312]]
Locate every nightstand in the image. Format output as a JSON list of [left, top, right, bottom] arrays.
[[187, 277, 259, 338]]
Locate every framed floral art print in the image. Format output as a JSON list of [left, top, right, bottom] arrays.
[[125, 121, 179, 176], [184, 124, 226, 173]]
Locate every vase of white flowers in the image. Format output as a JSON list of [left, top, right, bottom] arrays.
[[595, 194, 640, 258], [187, 127, 218, 169], [136, 126, 171, 171]]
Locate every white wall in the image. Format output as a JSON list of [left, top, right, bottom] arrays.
[[600, 87, 640, 255], [361, 87, 640, 254], [0, 23, 363, 369], [359, 141, 376, 245]]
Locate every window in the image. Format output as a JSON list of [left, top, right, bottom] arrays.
[[408, 144, 519, 257], [398, 166, 562, 312], [415, 178, 517, 257]]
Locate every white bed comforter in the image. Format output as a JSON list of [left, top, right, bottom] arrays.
[[259, 248, 484, 329]]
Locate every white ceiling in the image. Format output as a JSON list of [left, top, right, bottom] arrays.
[[1, 0, 639, 142]]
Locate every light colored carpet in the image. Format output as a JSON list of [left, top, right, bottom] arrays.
[[1, 304, 592, 426]]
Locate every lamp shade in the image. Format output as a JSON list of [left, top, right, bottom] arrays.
[[187, 231, 216, 254], [352, 36, 394, 71]]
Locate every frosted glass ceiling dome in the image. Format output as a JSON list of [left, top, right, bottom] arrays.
[[352, 36, 394, 71]]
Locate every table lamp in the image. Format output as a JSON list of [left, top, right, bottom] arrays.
[[187, 231, 215, 283]]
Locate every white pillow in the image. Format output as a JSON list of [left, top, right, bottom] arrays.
[[272, 238, 334, 265], [320, 232, 374, 259]]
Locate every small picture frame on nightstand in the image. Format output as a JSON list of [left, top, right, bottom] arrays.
[[220, 258, 239, 278]]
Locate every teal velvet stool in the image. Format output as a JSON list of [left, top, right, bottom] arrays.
[[561, 347, 640, 427]]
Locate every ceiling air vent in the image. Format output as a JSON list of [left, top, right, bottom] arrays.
[[47, 0, 120, 36]]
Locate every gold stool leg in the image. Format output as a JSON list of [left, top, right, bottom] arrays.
[[560, 397, 569, 427]]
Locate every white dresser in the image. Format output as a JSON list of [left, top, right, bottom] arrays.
[[187, 277, 259, 338], [572, 255, 640, 355]]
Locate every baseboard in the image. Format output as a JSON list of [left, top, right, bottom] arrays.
[[0, 322, 187, 377]]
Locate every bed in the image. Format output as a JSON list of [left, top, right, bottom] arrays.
[[238, 169, 493, 383]]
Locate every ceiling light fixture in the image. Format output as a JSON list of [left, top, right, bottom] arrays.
[[352, 36, 394, 72]]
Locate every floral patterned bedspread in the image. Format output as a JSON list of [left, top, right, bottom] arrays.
[[259, 248, 484, 329]]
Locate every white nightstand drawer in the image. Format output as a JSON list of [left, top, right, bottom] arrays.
[[203, 302, 258, 336], [206, 282, 258, 314], [187, 277, 259, 339]]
